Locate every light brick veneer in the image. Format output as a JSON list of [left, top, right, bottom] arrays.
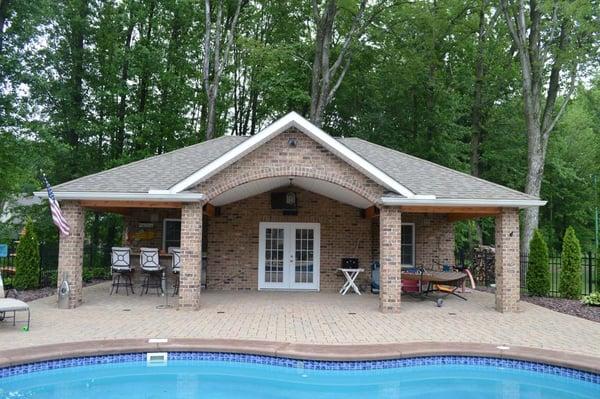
[[57, 201, 85, 308], [495, 208, 520, 312], [206, 188, 372, 291], [372, 214, 455, 269], [178, 202, 203, 310], [193, 129, 385, 204], [379, 206, 402, 313]]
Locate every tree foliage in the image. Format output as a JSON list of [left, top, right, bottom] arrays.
[[13, 219, 41, 290], [559, 226, 582, 299], [526, 229, 550, 296], [0, 0, 599, 256]]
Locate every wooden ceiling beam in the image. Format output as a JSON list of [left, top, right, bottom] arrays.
[[203, 203, 217, 217], [363, 205, 380, 219]]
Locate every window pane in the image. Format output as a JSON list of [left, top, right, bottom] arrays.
[[401, 225, 414, 265], [165, 220, 181, 249]]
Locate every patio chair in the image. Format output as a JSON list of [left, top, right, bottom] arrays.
[[139, 247, 164, 296], [0, 273, 30, 330], [110, 247, 134, 295], [171, 248, 181, 296]]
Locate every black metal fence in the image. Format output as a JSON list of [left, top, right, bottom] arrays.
[[0, 245, 16, 270], [468, 249, 599, 296], [519, 252, 598, 296], [2, 243, 112, 288]]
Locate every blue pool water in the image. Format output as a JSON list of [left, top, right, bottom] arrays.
[[0, 354, 598, 399]]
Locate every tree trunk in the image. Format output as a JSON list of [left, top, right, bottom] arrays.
[[65, 0, 87, 178], [115, 18, 134, 159], [470, 0, 489, 245], [0, 0, 11, 54], [136, 0, 155, 140], [500, 0, 575, 252], [202, 0, 245, 140], [309, 0, 367, 127]]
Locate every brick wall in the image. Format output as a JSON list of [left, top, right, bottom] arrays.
[[495, 208, 520, 312], [379, 206, 402, 313], [57, 201, 85, 308], [206, 188, 372, 291], [193, 129, 385, 204], [178, 202, 203, 310], [372, 213, 455, 269]]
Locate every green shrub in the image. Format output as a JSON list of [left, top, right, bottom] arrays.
[[559, 226, 582, 299], [581, 292, 600, 306], [3, 276, 14, 289], [13, 219, 40, 290], [82, 267, 111, 283], [82, 268, 93, 283], [526, 229, 550, 296], [42, 270, 58, 287]]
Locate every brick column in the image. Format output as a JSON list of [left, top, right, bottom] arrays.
[[178, 202, 203, 310], [57, 201, 85, 308], [379, 206, 402, 313], [495, 208, 520, 312]]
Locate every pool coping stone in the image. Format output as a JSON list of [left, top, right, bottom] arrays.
[[1, 339, 599, 374]]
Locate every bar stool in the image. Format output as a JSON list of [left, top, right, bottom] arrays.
[[110, 247, 134, 295], [139, 247, 163, 295], [171, 248, 181, 296]]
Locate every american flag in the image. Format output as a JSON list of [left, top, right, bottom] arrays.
[[43, 175, 70, 237]]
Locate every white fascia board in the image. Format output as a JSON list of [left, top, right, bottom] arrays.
[[379, 197, 547, 208], [33, 191, 206, 202], [168, 111, 416, 198]]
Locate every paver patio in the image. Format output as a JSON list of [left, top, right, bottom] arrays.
[[2, 282, 599, 358]]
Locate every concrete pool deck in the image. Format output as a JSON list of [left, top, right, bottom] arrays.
[[1, 282, 599, 371]]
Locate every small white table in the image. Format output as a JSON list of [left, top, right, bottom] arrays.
[[338, 268, 364, 295]]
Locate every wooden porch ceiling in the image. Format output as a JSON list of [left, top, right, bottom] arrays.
[[80, 200, 217, 216], [400, 206, 501, 222], [363, 205, 500, 221]]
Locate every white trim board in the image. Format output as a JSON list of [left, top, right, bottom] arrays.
[[168, 112, 416, 198], [33, 191, 206, 202], [379, 197, 546, 208]]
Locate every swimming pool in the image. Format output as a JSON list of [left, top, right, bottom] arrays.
[[1, 353, 598, 398]]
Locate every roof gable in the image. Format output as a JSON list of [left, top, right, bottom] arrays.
[[168, 112, 417, 198]]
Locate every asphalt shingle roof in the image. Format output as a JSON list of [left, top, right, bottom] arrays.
[[53, 136, 248, 193], [338, 137, 537, 200], [53, 132, 536, 201]]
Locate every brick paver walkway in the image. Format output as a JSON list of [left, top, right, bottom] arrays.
[[2, 282, 599, 358]]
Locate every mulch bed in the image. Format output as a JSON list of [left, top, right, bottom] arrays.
[[4, 279, 109, 302], [521, 296, 600, 323], [476, 286, 599, 323]]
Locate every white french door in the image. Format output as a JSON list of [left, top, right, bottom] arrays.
[[258, 222, 320, 290]]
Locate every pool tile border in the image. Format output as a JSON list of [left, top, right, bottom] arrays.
[[1, 352, 599, 384]]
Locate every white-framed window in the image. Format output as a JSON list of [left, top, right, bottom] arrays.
[[401, 223, 415, 266], [162, 218, 181, 251]]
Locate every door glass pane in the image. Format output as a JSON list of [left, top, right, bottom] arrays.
[[295, 228, 314, 284], [264, 228, 284, 283]]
